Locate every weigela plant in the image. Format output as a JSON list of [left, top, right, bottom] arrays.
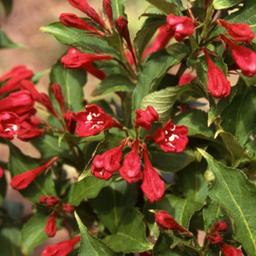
[[0, 0, 256, 255]]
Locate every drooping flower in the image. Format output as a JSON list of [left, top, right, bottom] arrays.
[[91, 145, 123, 180], [135, 105, 159, 130], [155, 210, 192, 236], [39, 195, 60, 207], [41, 236, 80, 256], [0, 112, 20, 140], [17, 120, 44, 141], [218, 19, 254, 43], [120, 142, 142, 183], [11, 157, 58, 190], [178, 70, 196, 86], [103, 0, 113, 28], [221, 243, 243, 256], [59, 13, 104, 36], [166, 14, 195, 41], [141, 148, 165, 202], [154, 120, 188, 153], [205, 51, 231, 98], [75, 104, 117, 137], [45, 215, 57, 238]]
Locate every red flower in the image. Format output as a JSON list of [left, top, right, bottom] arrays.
[[67, 0, 105, 28], [155, 210, 192, 235], [166, 14, 195, 41], [142, 24, 174, 59], [213, 220, 228, 232], [17, 120, 44, 141], [205, 51, 231, 98], [0, 167, 4, 179], [178, 70, 196, 86], [75, 104, 117, 137], [135, 105, 159, 130], [207, 231, 223, 245], [120, 142, 142, 183], [141, 148, 165, 202], [10, 157, 58, 190], [91, 145, 123, 180], [218, 19, 254, 43], [41, 236, 80, 256], [64, 111, 76, 133], [61, 48, 112, 80], [45, 215, 57, 238], [0, 90, 35, 115], [39, 195, 60, 207], [0, 112, 20, 140], [103, 0, 113, 28], [154, 120, 188, 153], [221, 243, 243, 256], [38, 93, 58, 117], [59, 13, 103, 36], [51, 84, 65, 114], [62, 203, 75, 214]]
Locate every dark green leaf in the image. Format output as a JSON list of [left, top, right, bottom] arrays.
[[199, 149, 256, 255], [146, 0, 179, 14], [0, 30, 18, 49], [203, 201, 223, 230]]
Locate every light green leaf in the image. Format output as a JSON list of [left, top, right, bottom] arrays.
[[198, 149, 256, 255], [75, 212, 115, 256], [203, 202, 223, 230], [213, 0, 242, 10], [111, 0, 126, 19], [103, 208, 153, 253], [0, 30, 18, 49]]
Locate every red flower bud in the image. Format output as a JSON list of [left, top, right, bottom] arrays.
[[213, 220, 228, 232], [64, 111, 76, 133], [103, 0, 113, 28], [59, 13, 103, 36], [20, 80, 41, 101], [178, 70, 196, 86], [91, 145, 123, 180], [11, 157, 58, 190], [0, 167, 4, 179], [205, 51, 231, 98], [17, 120, 44, 141], [166, 14, 195, 41], [143, 24, 174, 59], [45, 215, 57, 238], [62, 203, 75, 213], [221, 243, 243, 256], [39, 195, 60, 207], [67, 0, 105, 28], [120, 142, 142, 183], [41, 236, 80, 256], [154, 120, 188, 153], [0, 90, 35, 115], [218, 19, 254, 43], [155, 210, 192, 235], [207, 231, 223, 245], [0, 112, 20, 140], [141, 148, 165, 202], [75, 104, 117, 137], [135, 105, 159, 130], [51, 84, 65, 113]]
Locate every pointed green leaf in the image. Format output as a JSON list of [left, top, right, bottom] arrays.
[[111, 0, 126, 19], [0, 30, 18, 49], [213, 0, 242, 10]]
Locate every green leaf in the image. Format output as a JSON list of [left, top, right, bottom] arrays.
[[75, 212, 115, 256], [41, 23, 120, 58], [146, 0, 179, 14], [8, 145, 56, 202], [213, 0, 242, 10], [111, 0, 126, 20], [156, 166, 208, 228], [198, 149, 256, 255], [0, 30, 18, 49], [151, 149, 195, 172], [92, 75, 134, 96], [132, 43, 188, 111], [21, 213, 48, 255], [68, 176, 110, 206], [203, 202, 223, 230], [103, 208, 153, 253], [50, 60, 87, 112], [91, 180, 138, 233], [141, 85, 190, 121]]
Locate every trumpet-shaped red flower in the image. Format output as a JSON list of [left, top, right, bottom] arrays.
[[41, 236, 80, 256], [218, 19, 254, 43], [213, 220, 228, 232], [62, 203, 74, 213], [67, 0, 105, 28], [154, 120, 188, 153], [17, 120, 44, 141], [0, 112, 20, 139], [45, 215, 57, 238], [166, 14, 195, 41], [205, 52, 231, 98], [103, 0, 113, 27], [207, 231, 223, 245], [155, 210, 192, 235], [75, 104, 117, 137], [141, 148, 165, 202], [91, 145, 123, 180], [120, 142, 142, 183], [178, 70, 196, 86], [11, 157, 58, 190], [135, 105, 159, 130], [39, 195, 60, 207], [61, 48, 112, 80], [59, 13, 103, 36], [221, 243, 243, 256], [142, 24, 174, 59]]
